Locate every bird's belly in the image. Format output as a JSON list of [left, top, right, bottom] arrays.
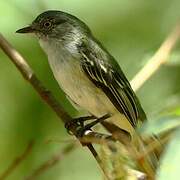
[[48, 56, 133, 134], [49, 57, 113, 115]]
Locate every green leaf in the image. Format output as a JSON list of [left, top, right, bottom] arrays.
[[139, 116, 180, 136], [156, 128, 180, 180]]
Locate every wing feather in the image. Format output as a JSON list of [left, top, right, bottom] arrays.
[[79, 39, 146, 127]]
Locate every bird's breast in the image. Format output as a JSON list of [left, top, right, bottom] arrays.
[[47, 46, 109, 114]]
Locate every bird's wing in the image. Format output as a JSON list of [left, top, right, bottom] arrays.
[[79, 38, 146, 127]]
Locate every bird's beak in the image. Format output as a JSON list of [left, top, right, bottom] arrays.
[[16, 25, 35, 34]]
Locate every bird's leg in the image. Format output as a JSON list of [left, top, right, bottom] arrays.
[[65, 115, 96, 134], [76, 113, 111, 137]]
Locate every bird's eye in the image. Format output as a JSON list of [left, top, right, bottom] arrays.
[[44, 21, 52, 28]]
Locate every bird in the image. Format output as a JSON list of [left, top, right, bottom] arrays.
[[16, 10, 146, 137]]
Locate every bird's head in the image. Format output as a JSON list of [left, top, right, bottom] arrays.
[[16, 10, 91, 41]]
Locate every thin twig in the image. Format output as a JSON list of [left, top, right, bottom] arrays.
[[0, 33, 108, 179], [0, 141, 34, 180], [25, 132, 114, 180], [25, 143, 75, 180], [131, 24, 180, 92], [138, 129, 174, 161]]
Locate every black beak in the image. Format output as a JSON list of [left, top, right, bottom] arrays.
[[16, 26, 35, 33]]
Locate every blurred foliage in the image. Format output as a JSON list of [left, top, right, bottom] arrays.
[[0, 0, 180, 180], [156, 129, 180, 180], [140, 116, 180, 136]]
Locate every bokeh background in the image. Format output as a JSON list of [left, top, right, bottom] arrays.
[[0, 0, 180, 180]]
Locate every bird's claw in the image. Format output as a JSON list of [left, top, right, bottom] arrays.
[[65, 115, 96, 135], [65, 114, 111, 137]]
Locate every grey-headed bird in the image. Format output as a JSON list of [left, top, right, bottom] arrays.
[[16, 10, 146, 136]]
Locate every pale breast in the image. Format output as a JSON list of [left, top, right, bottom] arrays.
[[45, 44, 114, 116]]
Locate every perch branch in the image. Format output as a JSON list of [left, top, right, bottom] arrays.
[[131, 24, 180, 92]]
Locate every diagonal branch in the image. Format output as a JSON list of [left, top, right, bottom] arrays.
[[131, 24, 180, 92], [0, 141, 34, 180], [0, 33, 109, 179], [25, 143, 75, 180]]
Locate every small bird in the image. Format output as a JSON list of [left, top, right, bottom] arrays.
[[16, 10, 146, 136]]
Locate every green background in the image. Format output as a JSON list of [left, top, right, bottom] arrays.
[[0, 0, 180, 179]]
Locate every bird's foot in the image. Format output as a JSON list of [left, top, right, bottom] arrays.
[[76, 113, 111, 137], [65, 114, 111, 137], [65, 115, 96, 135]]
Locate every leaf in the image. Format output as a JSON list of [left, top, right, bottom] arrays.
[[139, 115, 180, 136], [156, 128, 180, 180]]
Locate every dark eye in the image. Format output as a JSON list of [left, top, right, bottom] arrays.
[[44, 21, 52, 28]]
